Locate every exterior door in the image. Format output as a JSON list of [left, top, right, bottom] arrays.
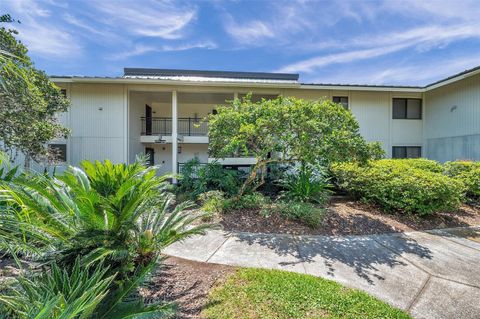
[[145, 104, 152, 135]]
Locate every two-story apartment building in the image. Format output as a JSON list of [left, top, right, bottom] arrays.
[[44, 66, 480, 176]]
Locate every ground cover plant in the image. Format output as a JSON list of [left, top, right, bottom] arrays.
[[0, 158, 211, 318], [331, 159, 464, 216], [202, 268, 411, 319]]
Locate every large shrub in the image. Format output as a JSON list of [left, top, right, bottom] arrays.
[[179, 158, 240, 199], [444, 161, 480, 201], [208, 95, 379, 196], [331, 159, 464, 216], [0, 159, 210, 318]]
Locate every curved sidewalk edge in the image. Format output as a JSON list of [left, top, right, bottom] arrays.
[[164, 226, 480, 319]]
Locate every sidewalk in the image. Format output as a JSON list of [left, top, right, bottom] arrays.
[[164, 226, 480, 319]]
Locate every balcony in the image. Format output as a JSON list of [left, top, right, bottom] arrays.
[[140, 117, 209, 143]]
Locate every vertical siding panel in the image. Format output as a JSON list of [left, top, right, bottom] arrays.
[[425, 73, 480, 162], [70, 84, 125, 165]]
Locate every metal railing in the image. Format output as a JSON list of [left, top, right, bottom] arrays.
[[141, 117, 208, 136]]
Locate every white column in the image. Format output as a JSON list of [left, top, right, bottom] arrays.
[[171, 91, 178, 183]]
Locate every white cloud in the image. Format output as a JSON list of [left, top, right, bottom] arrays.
[[278, 21, 480, 74], [3, 0, 82, 58], [224, 18, 275, 44], [109, 41, 217, 60], [305, 55, 480, 86], [278, 43, 408, 73], [92, 1, 197, 39]]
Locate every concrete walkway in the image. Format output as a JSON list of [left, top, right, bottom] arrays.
[[164, 226, 480, 319]]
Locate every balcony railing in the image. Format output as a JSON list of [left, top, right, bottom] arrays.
[[141, 117, 208, 136]]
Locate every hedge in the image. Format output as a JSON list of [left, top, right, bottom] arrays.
[[331, 159, 464, 216], [444, 161, 480, 201]]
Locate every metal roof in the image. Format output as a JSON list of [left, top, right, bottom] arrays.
[[51, 64, 480, 91], [123, 68, 299, 81]]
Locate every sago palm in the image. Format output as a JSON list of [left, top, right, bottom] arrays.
[[0, 158, 211, 318]]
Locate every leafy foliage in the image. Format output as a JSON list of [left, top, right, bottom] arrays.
[[444, 161, 480, 201], [331, 159, 464, 216], [198, 190, 225, 214], [279, 163, 331, 204], [0, 159, 210, 318], [179, 158, 241, 199], [208, 95, 378, 196], [0, 14, 70, 167], [277, 201, 326, 228], [0, 151, 17, 181], [222, 192, 270, 213], [0, 260, 115, 319]]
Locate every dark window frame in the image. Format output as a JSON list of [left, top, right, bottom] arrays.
[[48, 144, 67, 162], [392, 146, 422, 159], [392, 98, 422, 119], [333, 96, 349, 109]]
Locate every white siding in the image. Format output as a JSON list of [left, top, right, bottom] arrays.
[[350, 91, 391, 156], [425, 73, 480, 162], [69, 84, 126, 165]]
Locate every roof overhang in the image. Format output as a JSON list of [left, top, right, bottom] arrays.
[[50, 76, 301, 89], [51, 64, 480, 93]]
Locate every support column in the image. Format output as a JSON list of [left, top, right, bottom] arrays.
[[172, 91, 178, 183]]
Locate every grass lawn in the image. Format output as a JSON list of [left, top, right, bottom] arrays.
[[202, 268, 411, 319]]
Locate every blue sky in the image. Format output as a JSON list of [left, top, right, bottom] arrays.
[[2, 0, 480, 85]]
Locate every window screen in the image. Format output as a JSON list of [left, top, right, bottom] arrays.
[[333, 96, 349, 109], [48, 144, 67, 162], [392, 146, 421, 159], [393, 98, 422, 119]]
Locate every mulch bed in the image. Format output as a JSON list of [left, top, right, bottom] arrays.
[[140, 256, 234, 319], [219, 197, 480, 236]]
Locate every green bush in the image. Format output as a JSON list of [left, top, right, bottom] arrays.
[[222, 192, 270, 212], [0, 159, 210, 318], [444, 161, 480, 201], [331, 159, 464, 216], [179, 158, 241, 199], [279, 163, 331, 204], [278, 201, 326, 228], [199, 190, 225, 214]]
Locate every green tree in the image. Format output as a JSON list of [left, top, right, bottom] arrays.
[[0, 14, 70, 168], [208, 95, 379, 196]]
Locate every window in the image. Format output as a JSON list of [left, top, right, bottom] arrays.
[[60, 89, 67, 97], [48, 144, 67, 162], [145, 148, 154, 166], [333, 96, 349, 109], [392, 146, 421, 159], [392, 98, 422, 119]]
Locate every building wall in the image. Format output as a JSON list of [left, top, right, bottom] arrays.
[[284, 88, 423, 157], [424, 73, 480, 162], [68, 83, 127, 165], [44, 78, 479, 171]]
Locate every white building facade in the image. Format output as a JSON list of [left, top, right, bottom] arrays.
[[45, 66, 480, 175]]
